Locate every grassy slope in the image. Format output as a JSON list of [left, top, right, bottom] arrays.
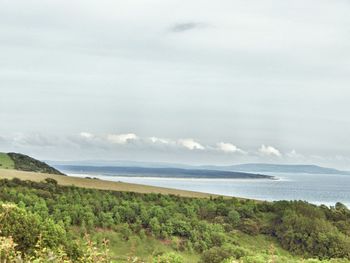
[[82, 227, 297, 263], [88, 229, 298, 263], [89, 230, 200, 263], [0, 168, 218, 198], [0, 153, 15, 169]]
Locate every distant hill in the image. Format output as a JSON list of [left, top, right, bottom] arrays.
[[56, 165, 273, 179], [201, 163, 350, 175], [0, 152, 64, 175], [49, 159, 350, 176]]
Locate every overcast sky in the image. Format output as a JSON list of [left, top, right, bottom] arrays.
[[1, 0, 350, 168]]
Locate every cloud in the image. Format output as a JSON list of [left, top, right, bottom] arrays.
[[169, 22, 206, 33], [216, 142, 245, 154], [79, 132, 94, 139], [259, 144, 281, 157], [107, 133, 138, 144], [178, 138, 205, 150], [149, 136, 171, 144]]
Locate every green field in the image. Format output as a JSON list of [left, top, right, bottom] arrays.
[[0, 153, 14, 169]]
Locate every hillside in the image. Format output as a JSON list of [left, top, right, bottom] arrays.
[[0, 152, 64, 175]]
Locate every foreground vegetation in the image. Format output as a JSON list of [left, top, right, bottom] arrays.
[[0, 177, 349, 262]]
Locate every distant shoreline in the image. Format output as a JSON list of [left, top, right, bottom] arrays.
[[68, 173, 278, 181], [56, 165, 274, 180]]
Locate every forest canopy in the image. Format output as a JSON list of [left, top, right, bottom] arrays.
[[0, 177, 349, 262]]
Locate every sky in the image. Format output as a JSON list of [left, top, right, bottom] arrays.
[[1, 0, 350, 168]]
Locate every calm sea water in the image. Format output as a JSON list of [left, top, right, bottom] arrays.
[[68, 172, 350, 207]]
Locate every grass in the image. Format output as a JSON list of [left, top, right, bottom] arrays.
[[0, 153, 14, 170], [89, 230, 200, 263], [232, 232, 294, 258], [0, 168, 220, 198]]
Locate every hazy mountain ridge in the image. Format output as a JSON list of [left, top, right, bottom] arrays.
[[201, 163, 350, 175], [49, 160, 350, 175], [56, 165, 273, 179]]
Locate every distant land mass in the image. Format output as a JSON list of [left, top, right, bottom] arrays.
[[55, 165, 274, 179], [48, 160, 350, 175], [201, 163, 350, 175]]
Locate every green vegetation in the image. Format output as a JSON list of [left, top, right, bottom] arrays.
[[0, 152, 14, 169], [0, 177, 349, 262]]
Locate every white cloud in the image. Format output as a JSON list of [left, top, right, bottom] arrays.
[[79, 132, 94, 139], [216, 142, 245, 154], [107, 133, 138, 144], [178, 138, 205, 150], [149, 137, 171, 144], [259, 144, 281, 157]]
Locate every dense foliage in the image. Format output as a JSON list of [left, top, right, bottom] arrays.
[[0, 177, 349, 262]]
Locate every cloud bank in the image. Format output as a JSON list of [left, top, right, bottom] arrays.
[[2, 132, 350, 169]]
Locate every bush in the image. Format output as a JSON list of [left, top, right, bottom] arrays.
[[201, 244, 250, 263], [153, 252, 184, 263], [239, 218, 260, 235], [227, 209, 240, 225], [0, 203, 67, 254]]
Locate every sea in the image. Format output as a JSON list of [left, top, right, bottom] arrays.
[[66, 171, 350, 207]]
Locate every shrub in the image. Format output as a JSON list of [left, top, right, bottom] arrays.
[[153, 252, 184, 263]]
